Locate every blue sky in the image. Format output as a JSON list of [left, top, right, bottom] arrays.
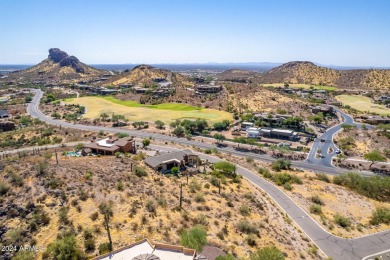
[[0, 0, 389, 66]]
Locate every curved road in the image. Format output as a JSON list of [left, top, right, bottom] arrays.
[[307, 108, 373, 167], [27, 89, 390, 259]]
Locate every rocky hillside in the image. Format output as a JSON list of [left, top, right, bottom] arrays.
[[100, 64, 194, 87], [4, 48, 106, 83], [218, 61, 390, 90], [216, 69, 258, 83]]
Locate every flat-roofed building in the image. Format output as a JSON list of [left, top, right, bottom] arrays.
[[195, 85, 222, 94], [94, 239, 196, 260]]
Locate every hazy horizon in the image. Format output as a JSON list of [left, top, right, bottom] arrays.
[[1, 0, 390, 66]]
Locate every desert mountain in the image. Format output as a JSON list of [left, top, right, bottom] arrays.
[[100, 64, 194, 87], [255, 61, 390, 90], [216, 69, 259, 83], [216, 61, 390, 90], [5, 48, 107, 83]]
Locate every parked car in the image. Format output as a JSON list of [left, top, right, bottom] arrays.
[[335, 149, 342, 154]]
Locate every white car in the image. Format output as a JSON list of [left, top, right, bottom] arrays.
[[335, 149, 342, 154]]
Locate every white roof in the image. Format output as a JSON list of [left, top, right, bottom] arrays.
[[97, 138, 115, 147], [97, 240, 194, 260], [247, 127, 259, 131], [241, 122, 254, 125], [98, 241, 154, 260], [154, 248, 194, 260], [271, 129, 293, 134]]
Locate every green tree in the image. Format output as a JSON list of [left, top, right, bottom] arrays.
[[250, 246, 285, 260], [213, 133, 226, 143], [24, 95, 32, 103], [44, 235, 85, 260], [142, 138, 151, 148], [173, 126, 185, 137], [171, 166, 179, 174], [213, 161, 236, 177], [271, 158, 291, 171], [99, 201, 114, 252], [180, 225, 207, 252], [155, 120, 165, 129], [100, 113, 109, 122], [364, 150, 386, 168]]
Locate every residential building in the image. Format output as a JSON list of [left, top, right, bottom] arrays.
[[94, 239, 199, 260], [246, 127, 260, 138], [240, 121, 254, 130], [144, 149, 199, 173], [270, 129, 299, 140], [311, 105, 334, 115], [82, 136, 136, 155], [195, 85, 222, 94]]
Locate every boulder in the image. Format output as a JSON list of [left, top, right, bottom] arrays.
[[48, 48, 69, 63], [59, 56, 85, 73], [0, 121, 15, 131]]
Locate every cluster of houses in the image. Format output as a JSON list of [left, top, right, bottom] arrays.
[[276, 87, 328, 99], [375, 94, 390, 107]]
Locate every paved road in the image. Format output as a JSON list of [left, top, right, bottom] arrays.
[[25, 89, 390, 259], [307, 107, 373, 167], [148, 144, 390, 260], [28, 89, 374, 176]]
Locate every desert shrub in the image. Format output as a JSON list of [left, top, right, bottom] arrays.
[[246, 157, 254, 163], [78, 189, 88, 201], [5, 228, 24, 245], [12, 251, 36, 260], [36, 160, 48, 176], [8, 172, 24, 186], [116, 181, 124, 191], [180, 225, 207, 252], [44, 235, 85, 260], [145, 200, 156, 213], [333, 172, 390, 201], [189, 179, 202, 193], [334, 213, 351, 228], [204, 149, 212, 154], [58, 207, 70, 225], [157, 196, 167, 207], [237, 220, 258, 234], [90, 212, 99, 221], [194, 193, 205, 203], [84, 171, 93, 180], [309, 204, 322, 215], [116, 132, 129, 138], [239, 205, 250, 216], [271, 158, 291, 171], [213, 161, 237, 177], [246, 234, 257, 246], [272, 173, 302, 186], [194, 214, 208, 225], [0, 181, 10, 196], [84, 238, 95, 252], [310, 195, 324, 205], [258, 167, 271, 177], [250, 246, 285, 260], [283, 182, 292, 190], [28, 206, 50, 232], [98, 242, 111, 254], [370, 207, 390, 225], [210, 176, 220, 187], [133, 166, 147, 177], [315, 173, 330, 183]]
